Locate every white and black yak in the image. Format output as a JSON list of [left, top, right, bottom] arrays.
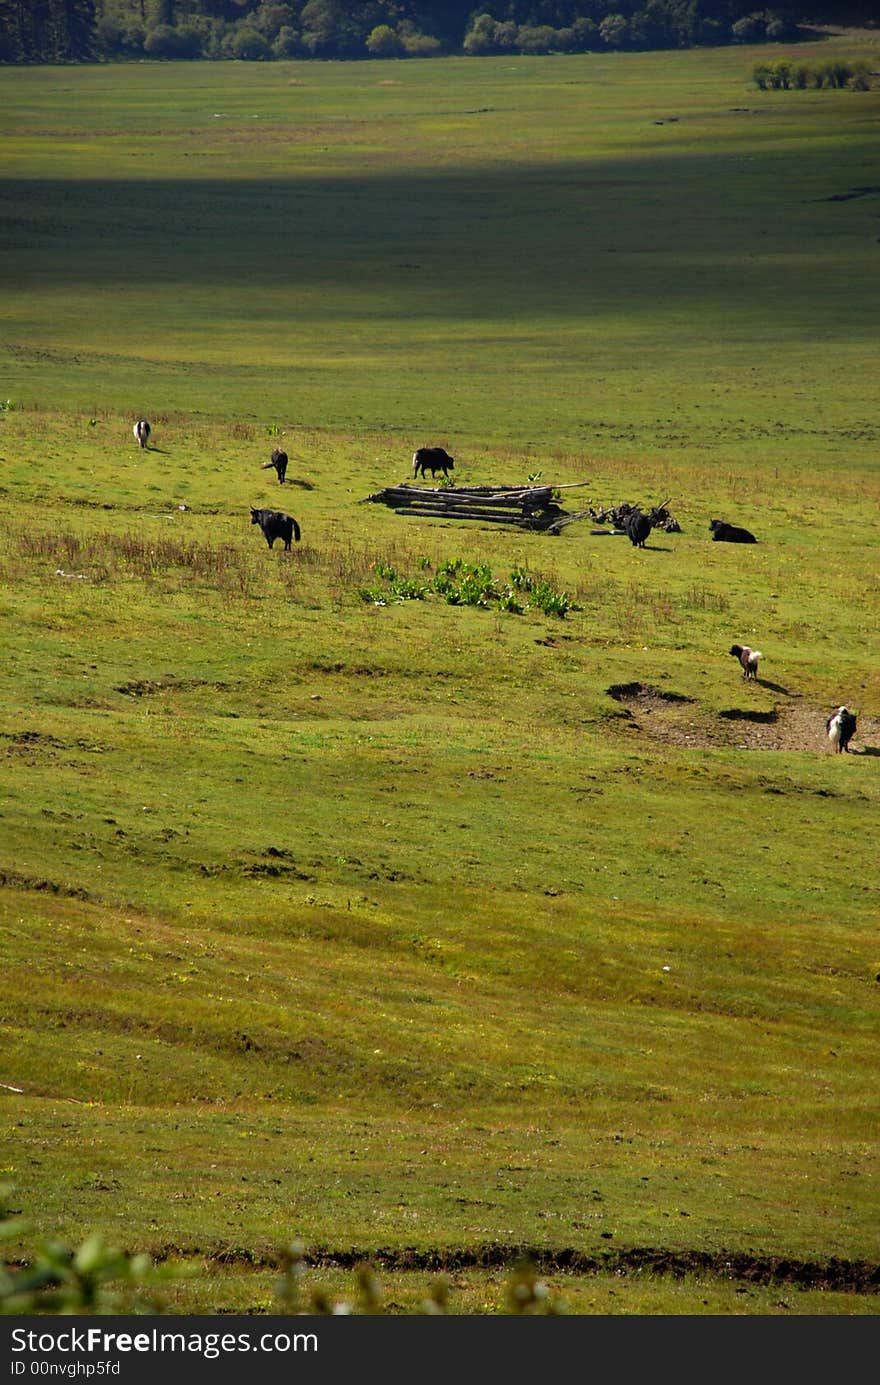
[[826, 706, 857, 754], [133, 419, 151, 449], [730, 644, 762, 680]]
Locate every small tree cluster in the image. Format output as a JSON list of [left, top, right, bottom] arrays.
[[463, 14, 599, 56], [461, 5, 801, 56], [365, 22, 443, 58], [752, 58, 873, 90], [731, 9, 797, 44], [88, 1, 445, 63]]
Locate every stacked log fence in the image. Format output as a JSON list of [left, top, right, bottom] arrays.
[[361, 481, 593, 533]]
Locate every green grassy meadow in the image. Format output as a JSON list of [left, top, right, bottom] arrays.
[[1, 37, 879, 1315]]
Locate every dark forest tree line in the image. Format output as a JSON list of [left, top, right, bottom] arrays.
[[0, 0, 875, 65]]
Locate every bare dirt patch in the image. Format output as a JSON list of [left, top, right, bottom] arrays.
[[607, 683, 878, 755], [183, 1241, 880, 1294]]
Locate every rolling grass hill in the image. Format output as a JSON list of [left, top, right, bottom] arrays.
[[1, 36, 879, 1314]]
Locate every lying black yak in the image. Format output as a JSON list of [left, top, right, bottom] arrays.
[[710, 519, 757, 543]]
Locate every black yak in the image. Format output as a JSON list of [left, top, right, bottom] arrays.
[[624, 509, 652, 548], [250, 508, 301, 550], [413, 447, 455, 479], [710, 519, 757, 544], [263, 448, 288, 484]]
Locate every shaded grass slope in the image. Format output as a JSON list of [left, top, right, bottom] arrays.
[[2, 41, 880, 463]]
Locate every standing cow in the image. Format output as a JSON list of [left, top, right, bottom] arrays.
[[413, 447, 455, 479], [133, 419, 151, 449]]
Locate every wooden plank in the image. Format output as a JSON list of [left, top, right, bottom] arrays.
[[382, 491, 536, 505], [393, 507, 538, 526], [392, 505, 527, 518], [397, 501, 536, 514]]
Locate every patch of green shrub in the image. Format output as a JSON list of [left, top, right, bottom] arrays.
[[357, 557, 575, 617], [528, 579, 574, 618], [752, 58, 874, 91], [357, 562, 428, 604]]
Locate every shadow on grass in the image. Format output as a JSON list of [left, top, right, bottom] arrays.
[[755, 679, 797, 696]]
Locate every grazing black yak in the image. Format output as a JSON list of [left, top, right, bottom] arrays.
[[413, 447, 455, 479], [133, 419, 151, 449], [250, 508, 301, 550], [710, 519, 757, 543], [730, 644, 762, 680], [826, 706, 857, 753]]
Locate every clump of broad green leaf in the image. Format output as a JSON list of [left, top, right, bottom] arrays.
[[358, 557, 575, 617]]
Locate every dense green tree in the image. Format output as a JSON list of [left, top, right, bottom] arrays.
[[225, 21, 271, 54], [462, 13, 518, 53], [599, 9, 628, 43], [65, 0, 98, 55], [397, 20, 442, 55], [397, 1, 473, 46], [365, 22, 403, 54], [299, 0, 385, 56], [145, 0, 171, 24], [249, 1, 295, 36], [0, 0, 96, 59], [2, 1, 877, 63], [516, 23, 562, 49], [272, 22, 300, 52], [143, 17, 202, 50]]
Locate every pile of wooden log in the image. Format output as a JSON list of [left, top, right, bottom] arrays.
[[588, 499, 681, 533], [361, 481, 592, 532]]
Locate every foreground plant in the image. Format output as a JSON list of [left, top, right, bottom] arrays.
[[1, 1189, 183, 1314], [2, 1194, 565, 1316]]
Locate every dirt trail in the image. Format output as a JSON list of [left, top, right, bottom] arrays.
[[608, 683, 878, 755], [192, 1241, 880, 1293]]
